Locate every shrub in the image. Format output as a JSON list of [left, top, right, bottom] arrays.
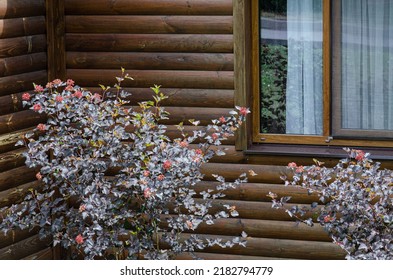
[[271, 148, 393, 259], [0, 70, 250, 259]]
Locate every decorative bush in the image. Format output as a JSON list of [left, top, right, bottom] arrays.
[[271, 149, 393, 260], [0, 70, 250, 259]]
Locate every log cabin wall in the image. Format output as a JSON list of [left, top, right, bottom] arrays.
[[0, 0, 53, 260], [0, 0, 346, 260]]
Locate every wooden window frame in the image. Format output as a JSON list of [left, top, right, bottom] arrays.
[[244, 0, 393, 149]]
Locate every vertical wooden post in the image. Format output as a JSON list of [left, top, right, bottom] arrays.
[[233, 0, 252, 151], [45, 0, 66, 259], [46, 0, 66, 81]]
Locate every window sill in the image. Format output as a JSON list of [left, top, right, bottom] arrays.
[[245, 144, 393, 161]]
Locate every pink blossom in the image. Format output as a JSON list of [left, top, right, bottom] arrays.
[[46, 82, 53, 89], [239, 107, 250, 116], [324, 215, 333, 223], [288, 162, 297, 168], [163, 160, 172, 170], [33, 104, 42, 112], [55, 95, 63, 102], [65, 85, 74, 91], [79, 204, 86, 212], [22, 92, 31, 101], [34, 84, 44, 92], [36, 123, 46, 131], [66, 79, 75, 86], [219, 116, 226, 123], [143, 170, 150, 177], [73, 90, 83, 98], [92, 93, 102, 102], [295, 166, 304, 173], [186, 220, 193, 229], [179, 141, 188, 148], [143, 188, 152, 199], [52, 79, 62, 85], [212, 133, 218, 141], [157, 174, 165, 181], [195, 149, 203, 155], [355, 150, 365, 161], [36, 172, 42, 180], [75, 234, 84, 244], [192, 156, 201, 163]]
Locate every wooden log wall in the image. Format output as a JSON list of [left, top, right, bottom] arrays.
[[0, 0, 51, 260], [63, 0, 345, 260]]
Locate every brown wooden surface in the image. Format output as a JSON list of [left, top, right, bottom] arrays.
[[0, 0, 45, 19], [22, 247, 53, 260], [0, 70, 47, 97], [0, 34, 46, 58], [0, 127, 33, 154], [0, 234, 51, 260], [66, 34, 233, 53], [0, 110, 46, 135], [0, 228, 39, 249], [65, 0, 233, 15], [46, 0, 66, 80], [165, 233, 345, 259], [0, 180, 40, 208], [87, 87, 234, 108], [66, 15, 232, 34], [67, 69, 234, 89], [0, 148, 25, 172], [0, 53, 47, 77], [0, 16, 45, 39], [0, 166, 37, 192], [67, 52, 234, 71], [174, 252, 290, 260]]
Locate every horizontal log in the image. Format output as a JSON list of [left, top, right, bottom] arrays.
[[67, 52, 234, 71], [176, 199, 319, 222], [169, 233, 345, 260], [66, 34, 233, 53], [0, 228, 39, 249], [193, 181, 320, 204], [0, 70, 47, 97], [22, 247, 53, 260], [0, 0, 45, 19], [0, 92, 33, 115], [163, 218, 331, 242], [67, 69, 233, 89], [0, 148, 25, 173], [65, 0, 232, 15], [0, 180, 40, 208], [0, 34, 46, 58], [0, 16, 45, 38], [0, 166, 37, 192], [0, 127, 33, 154], [66, 15, 232, 34], [201, 163, 289, 184], [0, 110, 46, 135], [174, 252, 290, 260], [165, 125, 234, 145], [87, 88, 234, 108], [191, 145, 245, 164], [0, 234, 51, 260], [0, 52, 47, 77]]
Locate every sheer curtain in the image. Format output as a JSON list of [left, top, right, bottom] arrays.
[[341, 0, 393, 131], [286, 0, 323, 135]]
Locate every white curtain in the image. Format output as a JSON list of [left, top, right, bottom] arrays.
[[341, 0, 393, 131], [286, 0, 323, 135]]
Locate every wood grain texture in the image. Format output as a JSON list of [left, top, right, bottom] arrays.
[[0, 180, 40, 208], [66, 34, 233, 53], [0, 34, 46, 58], [174, 252, 290, 260], [67, 52, 234, 71], [0, 166, 37, 192], [165, 233, 345, 259], [0, 16, 46, 39], [0, 0, 45, 19], [67, 69, 234, 89], [65, 0, 233, 15], [0, 92, 29, 116], [0, 228, 39, 249], [22, 247, 53, 260], [66, 15, 232, 34], [0, 127, 33, 154], [0, 110, 46, 135], [0, 53, 47, 77], [0, 70, 47, 97], [0, 148, 25, 173], [0, 234, 51, 260]]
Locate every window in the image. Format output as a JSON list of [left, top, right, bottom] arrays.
[[251, 0, 393, 147]]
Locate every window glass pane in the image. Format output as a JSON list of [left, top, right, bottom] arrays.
[[339, 0, 393, 131], [260, 0, 323, 135]]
